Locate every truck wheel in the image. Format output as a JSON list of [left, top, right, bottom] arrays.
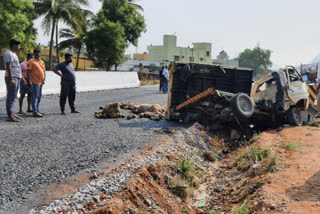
[[288, 107, 303, 126], [231, 93, 255, 119]]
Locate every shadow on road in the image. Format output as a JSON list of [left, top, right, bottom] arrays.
[[286, 170, 320, 201]]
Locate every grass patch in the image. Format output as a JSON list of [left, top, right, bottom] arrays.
[[253, 145, 270, 161], [171, 154, 204, 200], [307, 121, 320, 127], [177, 154, 195, 175], [230, 197, 252, 214], [236, 144, 271, 172], [204, 150, 216, 162], [266, 155, 278, 173], [285, 143, 301, 151], [140, 79, 160, 86]]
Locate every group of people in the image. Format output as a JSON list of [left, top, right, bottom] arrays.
[[3, 39, 79, 122], [159, 65, 169, 93]]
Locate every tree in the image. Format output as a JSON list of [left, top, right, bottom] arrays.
[[128, 0, 144, 11], [0, 0, 36, 51], [237, 46, 272, 80], [100, 0, 146, 46], [85, 0, 146, 70], [33, 0, 89, 68], [86, 17, 127, 70], [59, 11, 93, 70]]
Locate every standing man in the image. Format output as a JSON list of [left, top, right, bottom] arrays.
[[4, 39, 26, 122], [162, 65, 169, 93], [52, 53, 80, 115], [159, 66, 164, 91], [27, 49, 46, 117], [19, 53, 33, 114]]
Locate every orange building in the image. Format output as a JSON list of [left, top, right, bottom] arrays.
[[133, 53, 148, 61]]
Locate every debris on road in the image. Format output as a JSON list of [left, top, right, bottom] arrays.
[[95, 102, 166, 121]]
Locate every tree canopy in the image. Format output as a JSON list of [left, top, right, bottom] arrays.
[[85, 0, 146, 69], [86, 17, 127, 70], [237, 46, 273, 80], [0, 0, 36, 51], [34, 0, 89, 67], [100, 0, 146, 46]]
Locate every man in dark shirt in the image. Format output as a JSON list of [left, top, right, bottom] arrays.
[[159, 66, 164, 91], [52, 53, 79, 115]]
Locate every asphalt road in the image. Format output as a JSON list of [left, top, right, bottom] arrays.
[[0, 85, 181, 213]]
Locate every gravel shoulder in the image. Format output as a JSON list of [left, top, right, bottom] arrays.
[[0, 85, 182, 213]]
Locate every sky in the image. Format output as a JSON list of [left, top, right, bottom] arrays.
[[34, 0, 320, 68]]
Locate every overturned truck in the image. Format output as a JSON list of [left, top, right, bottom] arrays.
[[167, 63, 317, 136]]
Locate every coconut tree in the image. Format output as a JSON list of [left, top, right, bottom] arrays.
[[59, 11, 93, 70], [33, 0, 89, 68], [128, 0, 143, 11]]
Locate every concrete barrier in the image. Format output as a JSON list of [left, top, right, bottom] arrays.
[[0, 70, 140, 98]]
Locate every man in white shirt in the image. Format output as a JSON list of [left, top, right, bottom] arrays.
[[162, 65, 169, 93], [3, 39, 26, 122]]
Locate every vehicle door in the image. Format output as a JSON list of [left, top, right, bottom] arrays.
[[285, 67, 309, 106]]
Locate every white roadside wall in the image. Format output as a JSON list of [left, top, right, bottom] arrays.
[[0, 70, 140, 98]]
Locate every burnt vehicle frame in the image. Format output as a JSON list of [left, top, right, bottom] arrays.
[[167, 63, 317, 134]]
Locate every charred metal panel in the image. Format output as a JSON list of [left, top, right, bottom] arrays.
[[169, 63, 253, 118]]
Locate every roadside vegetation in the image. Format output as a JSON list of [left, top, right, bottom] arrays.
[[285, 143, 301, 151], [140, 80, 160, 86]]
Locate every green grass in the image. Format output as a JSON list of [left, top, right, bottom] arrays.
[[140, 79, 160, 86], [307, 121, 320, 127], [253, 145, 270, 161], [285, 143, 301, 151], [176, 154, 194, 175], [230, 198, 252, 214], [266, 155, 278, 173]]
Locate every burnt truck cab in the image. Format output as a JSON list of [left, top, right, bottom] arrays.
[[251, 66, 316, 126]]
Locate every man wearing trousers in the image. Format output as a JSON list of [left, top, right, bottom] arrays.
[[52, 53, 79, 115], [3, 39, 26, 122], [27, 49, 46, 117]]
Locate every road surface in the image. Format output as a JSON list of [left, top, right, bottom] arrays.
[[0, 85, 180, 213]]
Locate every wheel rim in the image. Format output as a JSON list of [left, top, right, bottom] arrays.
[[239, 96, 252, 113], [292, 107, 301, 123]]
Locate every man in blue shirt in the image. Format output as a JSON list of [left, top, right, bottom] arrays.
[[52, 53, 80, 115]]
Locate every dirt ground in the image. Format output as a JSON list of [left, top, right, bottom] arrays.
[[258, 125, 320, 214], [30, 122, 320, 214]]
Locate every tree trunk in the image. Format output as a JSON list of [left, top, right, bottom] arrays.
[[76, 46, 81, 71], [49, 19, 56, 69], [56, 21, 60, 64]]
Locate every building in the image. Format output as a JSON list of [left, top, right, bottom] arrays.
[[147, 35, 212, 65], [133, 53, 148, 61], [212, 50, 239, 67]]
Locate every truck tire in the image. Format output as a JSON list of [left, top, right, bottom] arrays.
[[231, 93, 255, 119], [288, 106, 303, 126]]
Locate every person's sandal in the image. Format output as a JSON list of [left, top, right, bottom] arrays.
[[7, 117, 20, 122], [14, 115, 22, 120], [33, 113, 43, 117]]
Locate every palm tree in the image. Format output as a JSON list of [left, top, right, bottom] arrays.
[[59, 11, 93, 71], [98, 0, 143, 11], [33, 0, 89, 68], [128, 0, 143, 11]]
